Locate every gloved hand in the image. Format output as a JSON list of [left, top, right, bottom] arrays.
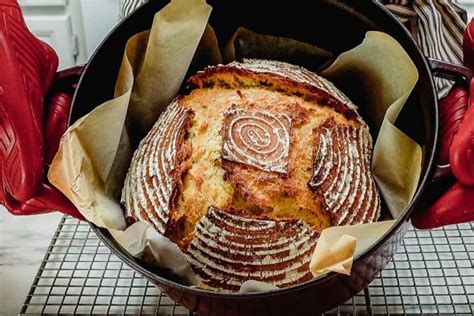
[[0, 0, 83, 219], [450, 84, 474, 186], [413, 18, 474, 229]]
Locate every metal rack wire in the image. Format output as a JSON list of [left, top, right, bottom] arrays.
[[20, 217, 473, 315]]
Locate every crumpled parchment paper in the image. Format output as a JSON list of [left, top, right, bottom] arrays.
[[49, 0, 422, 290]]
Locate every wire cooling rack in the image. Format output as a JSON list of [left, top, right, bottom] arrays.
[[20, 217, 473, 315]]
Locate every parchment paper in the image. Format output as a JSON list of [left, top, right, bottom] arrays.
[[49, 0, 422, 289], [309, 220, 396, 277], [50, 0, 211, 231], [109, 222, 199, 285], [239, 280, 279, 293], [128, 0, 212, 138], [222, 27, 334, 72], [321, 31, 422, 220], [311, 32, 421, 277]]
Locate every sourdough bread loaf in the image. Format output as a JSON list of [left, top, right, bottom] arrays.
[[121, 59, 380, 291]]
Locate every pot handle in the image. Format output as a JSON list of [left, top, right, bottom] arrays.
[[45, 65, 85, 164], [428, 58, 472, 87]]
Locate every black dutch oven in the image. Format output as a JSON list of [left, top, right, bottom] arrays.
[[68, 1, 470, 314]]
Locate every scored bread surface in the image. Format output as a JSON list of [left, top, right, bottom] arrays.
[[121, 59, 381, 291], [222, 106, 292, 174], [187, 206, 319, 291], [121, 100, 193, 235], [309, 120, 381, 225]]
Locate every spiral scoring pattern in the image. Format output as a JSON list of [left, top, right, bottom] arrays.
[[121, 100, 193, 234], [309, 121, 380, 225], [186, 206, 319, 291], [222, 107, 292, 174]]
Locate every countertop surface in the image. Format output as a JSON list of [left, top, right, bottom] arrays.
[[0, 209, 62, 316]]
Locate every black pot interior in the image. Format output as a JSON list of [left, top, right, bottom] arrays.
[[72, 0, 437, 296]]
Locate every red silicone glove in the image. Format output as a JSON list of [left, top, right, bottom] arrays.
[[463, 18, 474, 71], [0, 0, 83, 220], [438, 86, 469, 165], [412, 182, 474, 229], [449, 79, 474, 186], [413, 18, 474, 229]]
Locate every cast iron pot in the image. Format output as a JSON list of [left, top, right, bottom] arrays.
[[68, 1, 469, 314]]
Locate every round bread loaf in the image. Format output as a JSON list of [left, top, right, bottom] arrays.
[[121, 59, 381, 291]]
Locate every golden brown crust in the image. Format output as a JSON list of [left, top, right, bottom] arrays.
[[188, 59, 361, 121]]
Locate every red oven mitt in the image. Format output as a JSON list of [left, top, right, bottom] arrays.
[[0, 0, 83, 219], [413, 19, 474, 229], [450, 85, 474, 186], [451, 19, 474, 187], [438, 86, 469, 166], [412, 183, 474, 229]]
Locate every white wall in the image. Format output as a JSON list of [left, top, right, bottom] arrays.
[[79, 0, 120, 59], [67, 0, 88, 64], [458, 0, 474, 19], [19, 0, 88, 68], [19, 0, 120, 68]]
